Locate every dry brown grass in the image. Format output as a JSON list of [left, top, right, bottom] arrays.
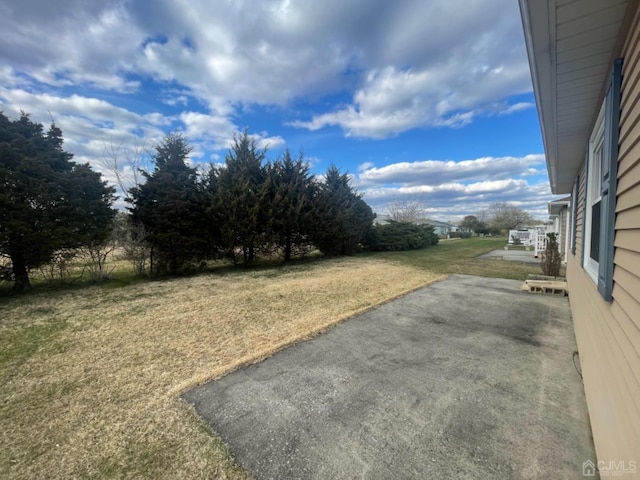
[[1, 256, 441, 479]]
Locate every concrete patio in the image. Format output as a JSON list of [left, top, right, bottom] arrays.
[[184, 275, 595, 479], [478, 248, 542, 265]]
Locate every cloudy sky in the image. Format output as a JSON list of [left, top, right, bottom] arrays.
[[0, 0, 556, 221]]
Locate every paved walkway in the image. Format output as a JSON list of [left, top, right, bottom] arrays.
[[184, 275, 595, 479]]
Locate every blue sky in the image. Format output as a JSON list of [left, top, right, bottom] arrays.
[[0, 0, 556, 221]]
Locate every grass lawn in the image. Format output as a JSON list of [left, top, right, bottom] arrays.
[[0, 237, 541, 479], [367, 236, 543, 280]]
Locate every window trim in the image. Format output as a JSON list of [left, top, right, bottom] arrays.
[[583, 102, 606, 283], [580, 58, 622, 302]]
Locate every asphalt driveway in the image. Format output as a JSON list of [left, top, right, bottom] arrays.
[[184, 274, 596, 479]]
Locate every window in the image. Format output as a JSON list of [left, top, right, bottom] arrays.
[[582, 58, 622, 302], [584, 104, 605, 283]]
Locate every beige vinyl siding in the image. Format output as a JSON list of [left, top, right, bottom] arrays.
[[616, 204, 640, 228], [568, 257, 640, 462], [619, 6, 640, 134], [568, 4, 640, 465]]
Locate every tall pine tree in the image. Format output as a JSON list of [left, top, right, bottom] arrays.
[[0, 112, 115, 290], [265, 149, 315, 261], [215, 131, 268, 265], [311, 165, 375, 255], [128, 133, 208, 275]]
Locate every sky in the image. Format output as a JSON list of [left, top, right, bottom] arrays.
[[0, 0, 559, 222]]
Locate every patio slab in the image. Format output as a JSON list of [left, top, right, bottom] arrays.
[[184, 274, 595, 479], [478, 248, 542, 264]]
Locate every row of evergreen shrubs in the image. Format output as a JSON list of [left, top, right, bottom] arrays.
[[368, 221, 439, 251], [126, 131, 442, 274]]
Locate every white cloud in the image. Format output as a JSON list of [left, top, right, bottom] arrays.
[[356, 154, 555, 221], [357, 155, 545, 187], [498, 102, 535, 115], [358, 161, 375, 172], [364, 178, 558, 222], [286, 1, 532, 137], [0, 1, 144, 92], [1, 0, 530, 138], [0, 89, 283, 199], [0, 0, 545, 217], [290, 55, 532, 137]]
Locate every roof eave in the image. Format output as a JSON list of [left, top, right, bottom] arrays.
[[519, 0, 559, 193], [519, 0, 631, 194]]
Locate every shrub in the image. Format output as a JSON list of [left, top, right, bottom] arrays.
[[448, 231, 472, 239], [368, 221, 438, 251], [541, 232, 562, 276]]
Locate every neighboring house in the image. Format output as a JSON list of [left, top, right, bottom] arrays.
[[376, 215, 458, 235], [520, 0, 640, 465], [424, 219, 459, 236], [548, 196, 571, 263]]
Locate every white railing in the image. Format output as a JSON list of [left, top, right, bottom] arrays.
[[534, 226, 547, 258]]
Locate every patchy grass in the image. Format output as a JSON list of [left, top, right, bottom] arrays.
[[365, 236, 544, 280], [0, 257, 441, 479], [1, 236, 544, 479]]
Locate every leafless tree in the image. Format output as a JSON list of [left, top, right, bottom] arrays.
[[475, 208, 489, 224], [387, 197, 427, 223], [98, 136, 150, 202], [488, 202, 534, 230], [37, 250, 78, 286], [98, 138, 152, 275], [80, 242, 117, 282], [0, 253, 13, 286], [122, 221, 150, 276]]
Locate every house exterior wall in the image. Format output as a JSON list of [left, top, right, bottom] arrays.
[[569, 5, 640, 464]]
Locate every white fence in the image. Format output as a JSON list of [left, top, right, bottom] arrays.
[[508, 229, 535, 247], [508, 226, 553, 258], [534, 226, 548, 258]]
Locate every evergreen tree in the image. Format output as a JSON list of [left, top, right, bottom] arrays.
[[215, 131, 268, 265], [311, 165, 375, 255], [368, 221, 438, 251], [128, 133, 208, 275], [265, 149, 315, 261], [0, 111, 115, 290]]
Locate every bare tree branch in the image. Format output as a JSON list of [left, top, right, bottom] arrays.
[[98, 136, 151, 201], [488, 202, 534, 230], [387, 197, 427, 223]]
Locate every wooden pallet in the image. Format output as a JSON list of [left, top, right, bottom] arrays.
[[521, 280, 569, 296]]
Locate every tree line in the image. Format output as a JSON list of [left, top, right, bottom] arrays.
[[127, 131, 377, 275], [458, 203, 535, 235], [2, 113, 438, 291]]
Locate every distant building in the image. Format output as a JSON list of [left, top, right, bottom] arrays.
[[376, 215, 459, 236], [423, 219, 459, 236], [548, 197, 571, 263]]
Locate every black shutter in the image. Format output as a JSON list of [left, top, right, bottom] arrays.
[[598, 58, 623, 302]]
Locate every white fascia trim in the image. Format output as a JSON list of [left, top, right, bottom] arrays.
[[519, 0, 559, 192]]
